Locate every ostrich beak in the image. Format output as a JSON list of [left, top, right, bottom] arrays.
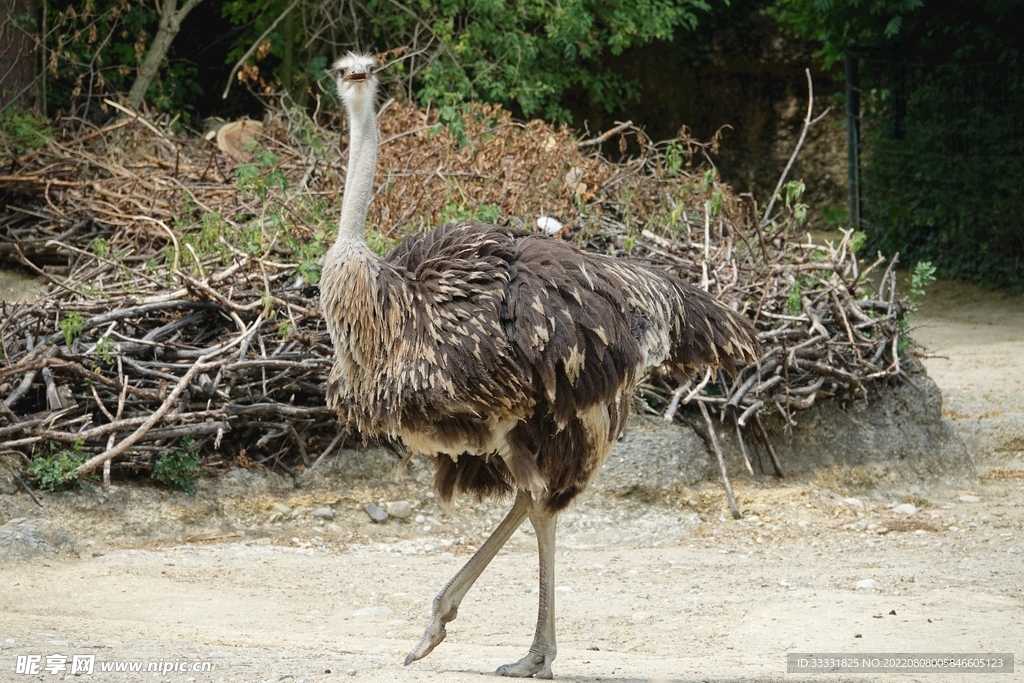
[[344, 72, 369, 83]]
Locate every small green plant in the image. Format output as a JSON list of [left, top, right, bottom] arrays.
[[367, 230, 398, 257], [91, 237, 109, 259], [909, 260, 937, 307], [701, 167, 717, 191], [236, 143, 288, 201], [152, 437, 201, 495], [913, 496, 929, 508], [59, 311, 85, 347], [29, 443, 88, 491], [664, 140, 686, 176], [0, 106, 51, 153], [95, 335, 114, 364]]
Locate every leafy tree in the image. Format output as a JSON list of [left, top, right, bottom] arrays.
[[775, 0, 1024, 290]]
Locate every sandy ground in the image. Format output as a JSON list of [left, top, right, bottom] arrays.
[[1, 276, 1022, 682]]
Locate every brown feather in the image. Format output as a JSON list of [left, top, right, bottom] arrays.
[[322, 222, 760, 511]]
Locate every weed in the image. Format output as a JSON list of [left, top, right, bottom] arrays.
[[59, 311, 84, 347], [0, 106, 51, 153], [95, 335, 114, 364], [152, 437, 201, 495], [29, 442, 89, 491]]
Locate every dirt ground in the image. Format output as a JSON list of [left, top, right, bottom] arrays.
[[1, 278, 1022, 682]]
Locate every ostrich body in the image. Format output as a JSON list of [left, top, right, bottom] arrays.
[[321, 54, 760, 678]]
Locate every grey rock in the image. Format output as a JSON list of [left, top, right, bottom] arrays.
[[311, 507, 335, 521], [364, 503, 388, 523], [844, 497, 865, 509], [595, 415, 711, 499], [1009, 546, 1023, 555], [0, 518, 77, 563], [0, 455, 22, 495], [414, 514, 426, 524], [959, 494, 981, 503], [385, 501, 413, 519], [893, 503, 918, 516], [695, 361, 976, 488], [271, 502, 291, 514], [856, 578, 878, 590]]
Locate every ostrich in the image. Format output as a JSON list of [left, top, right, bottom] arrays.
[[321, 53, 760, 678]]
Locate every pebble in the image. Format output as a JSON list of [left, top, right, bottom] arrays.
[[346, 669, 358, 676], [554, 586, 573, 593], [844, 497, 865, 509], [631, 612, 650, 623], [856, 579, 878, 590], [327, 523, 343, 533], [271, 503, 291, 514], [385, 501, 413, 519], [311, 507, 335, 521], [353, 605, 392, 617], [960, 494, 981, 504], [893, 503, 917, 516], [1009, 546, 1023, 555], [364, 503, 389, 523], [414, 514, 426, 524]]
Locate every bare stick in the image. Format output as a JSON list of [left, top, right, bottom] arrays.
[[761, 69, 831, 227], [75, 318, 261, 477], [222, 0, 301, 100], [577, 120, 634, 148], [734, 416, 754, 476], [699, 401, 740, 519]]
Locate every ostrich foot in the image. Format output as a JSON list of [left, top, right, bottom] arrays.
[[495, 644, 555, 679], [404, 602, 457, 665]]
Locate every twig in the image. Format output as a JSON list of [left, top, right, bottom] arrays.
[[761, 69, 830, 227], [699, 401, 740, 519]]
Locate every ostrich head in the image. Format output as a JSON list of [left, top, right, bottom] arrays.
[[332, 53, 379, 112]]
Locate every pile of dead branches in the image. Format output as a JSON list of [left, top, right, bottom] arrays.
[[0, 96, 914, 489]]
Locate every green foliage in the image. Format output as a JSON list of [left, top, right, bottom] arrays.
[[374, 0, 713, 122], [40, 0, 198, 118], [152, 437, 201, 496], [91, 237, 109, 259], [29, 442, 88, 492], [0, 106, 51, 153], [908, 260, 936, 306], [59, 311, 84, 347], [778, 1, 1024, 290], [95, 335, 114, 364], [664, 140, 686, 176]]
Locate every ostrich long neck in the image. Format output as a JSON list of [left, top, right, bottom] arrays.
[[337, 92, 378, 246], [321, 84, 387, 375]]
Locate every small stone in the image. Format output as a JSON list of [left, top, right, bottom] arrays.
[[893, 503, 917, 516], [311, 507, 335, 521], [353, 605, 392, 617], [364, 503, 388, 523], [631, 612, 650, 623], [856, 579, 878, 590], [385, 501, 413, 519], [1009, 546, 1023, 555], [271, 502, 291, 514], [414, 514, 426, 524], [346, 669, 358, 676], [959, 494, 981, 503], [554, 585, 573, 593], [327, 523, 343, 533], [844, 497, 865, 509]]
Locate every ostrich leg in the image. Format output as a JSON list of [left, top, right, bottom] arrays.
[[495, 505, 557, 679], [405, 490, 533, 665]]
